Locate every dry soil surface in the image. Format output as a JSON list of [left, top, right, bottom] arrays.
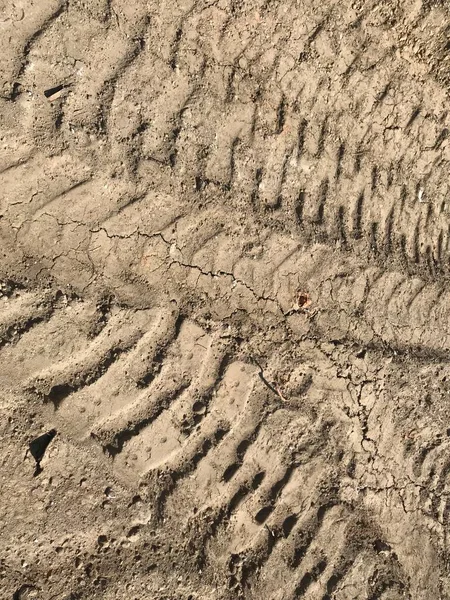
[[2, 1, 450, 599]]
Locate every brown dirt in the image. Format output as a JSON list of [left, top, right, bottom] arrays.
[[2, 1, 450, 598]]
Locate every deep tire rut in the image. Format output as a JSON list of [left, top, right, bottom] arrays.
[[2, 1, 450, 599]]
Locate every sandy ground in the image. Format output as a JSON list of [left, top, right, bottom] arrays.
[[2, 1, 450, 598]]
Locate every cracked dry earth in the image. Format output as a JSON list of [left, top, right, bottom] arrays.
[[4, 1, 450, 600]]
